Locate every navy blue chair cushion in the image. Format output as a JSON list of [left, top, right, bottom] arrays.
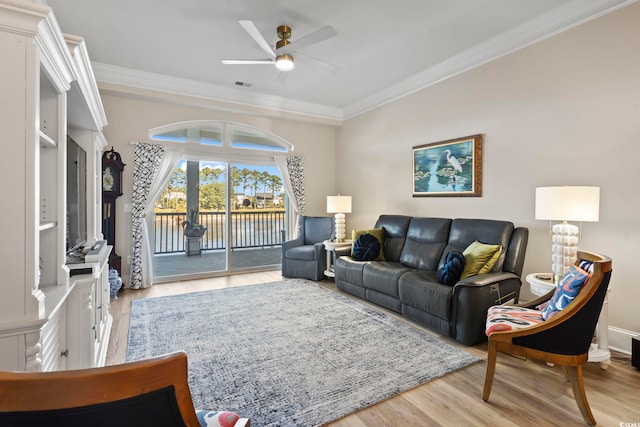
[[0, 387, 186, 427], [352, 233, 381, 261], [438, 250, 465, 286]]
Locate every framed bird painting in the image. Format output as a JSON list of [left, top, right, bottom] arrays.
[[412, 134, 483, 197]]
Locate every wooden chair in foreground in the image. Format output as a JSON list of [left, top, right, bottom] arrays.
[[0, 351, 250, 427], [482, 250, 612, 425]]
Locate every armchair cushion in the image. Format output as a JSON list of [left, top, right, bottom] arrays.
[[485, 306, 544, 334], [284, 245, 319, 261], [540, 264, 591, 320], [460, 241, 502, 279]]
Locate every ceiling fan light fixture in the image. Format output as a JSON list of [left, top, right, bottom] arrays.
[[276, 54, 295, 71]]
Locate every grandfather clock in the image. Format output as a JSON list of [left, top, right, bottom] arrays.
[[102, 147, 125, 277]]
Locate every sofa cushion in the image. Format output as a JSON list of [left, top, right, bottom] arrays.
[[334, 256, 367, 287], [438, 250, 465, 286], [373, 215, 412, 262], [351, 228, 385, 260], [399, 218, 451, 270], [540, 264, 590, 320], [399, 270, 452, 321], [460, 240, 502, 279], [363, 262, 410, 297]]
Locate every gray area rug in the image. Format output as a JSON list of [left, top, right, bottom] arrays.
[[127, 279, 479, 426]]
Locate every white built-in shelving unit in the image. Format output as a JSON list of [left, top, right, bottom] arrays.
[[0, 0, 110, 372]]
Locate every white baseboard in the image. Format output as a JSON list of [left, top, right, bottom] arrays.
[[608, 326, 638, 355]]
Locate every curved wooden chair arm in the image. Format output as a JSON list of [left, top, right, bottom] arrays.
[[0, 351, 250, 427]]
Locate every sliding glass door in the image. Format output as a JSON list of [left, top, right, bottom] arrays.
[[229, 162, 284, 271], [149, 121, 290, 282], [153, 160, 284, 281]]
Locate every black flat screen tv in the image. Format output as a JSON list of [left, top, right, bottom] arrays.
[[66, 136, 87, 253]]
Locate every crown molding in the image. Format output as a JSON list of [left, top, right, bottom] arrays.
[[92, 62, 344, 122], [65, 34, 108, 130], [0, 0, 48, 37], [91, 0, 636, 123], [343, 0, 637, 119]]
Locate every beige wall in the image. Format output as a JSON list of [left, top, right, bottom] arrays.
[[336, 3, 640, 348], [99, 88, 338, 283]]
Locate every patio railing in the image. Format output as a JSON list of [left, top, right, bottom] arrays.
[[154, 210, 287, 254]]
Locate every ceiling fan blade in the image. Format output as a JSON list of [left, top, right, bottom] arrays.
[[295, 52, 340, 73], [221, 59, 274, 65], [277, 25, 337, 54], [239, 20, 275, 59]]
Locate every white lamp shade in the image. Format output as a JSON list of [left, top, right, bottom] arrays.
[[327, 195, 352, 214], [535, 186, 600, 222]]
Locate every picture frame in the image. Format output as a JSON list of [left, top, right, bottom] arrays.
[[412, 134, 483, 197]]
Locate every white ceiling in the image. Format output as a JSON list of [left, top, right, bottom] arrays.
[[45, 0, 634, 120]]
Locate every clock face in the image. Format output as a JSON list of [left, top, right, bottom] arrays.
[[103, 166, 115, 191]]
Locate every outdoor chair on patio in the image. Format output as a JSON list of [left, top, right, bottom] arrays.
[[482, 250, 612, 425], [282, 215, 334, 280], [0, 351, 250, 427]]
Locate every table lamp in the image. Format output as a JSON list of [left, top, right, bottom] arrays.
[[535, 186, 600, 283], [327, 195, 352, 242]]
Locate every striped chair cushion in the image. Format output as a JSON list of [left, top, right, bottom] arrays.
[[485, 306, 544, 335]]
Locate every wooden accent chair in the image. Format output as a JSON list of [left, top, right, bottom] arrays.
[[482, 250, 612, 425], [0, 351, 250, 427]]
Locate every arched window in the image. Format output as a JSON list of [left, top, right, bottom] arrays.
[[149, 121, 293, 155]]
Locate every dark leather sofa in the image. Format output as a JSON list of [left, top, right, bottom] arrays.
[[334, 215, 529, 345]]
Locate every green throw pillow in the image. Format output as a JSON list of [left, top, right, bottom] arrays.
[[460, 240, 502, 279], [351, 228, 385, 260]]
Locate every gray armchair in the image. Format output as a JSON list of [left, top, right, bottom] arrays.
[[282, 216, 335, 280]]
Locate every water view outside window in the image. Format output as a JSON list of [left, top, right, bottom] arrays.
[[153, 160, 285, 267]]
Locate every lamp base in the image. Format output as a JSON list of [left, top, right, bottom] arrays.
[[551, 222, 579, 283], [334, 213, 346, 242]]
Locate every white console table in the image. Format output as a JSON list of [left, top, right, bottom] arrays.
[[526, 273, 611, 369]]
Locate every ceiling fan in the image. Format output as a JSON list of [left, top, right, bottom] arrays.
[[221, 20, 339, 72]]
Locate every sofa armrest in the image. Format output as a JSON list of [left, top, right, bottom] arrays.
[[451, 272, 524, 345], [455, 271, 520, 287], [335, 246, 351, 257]]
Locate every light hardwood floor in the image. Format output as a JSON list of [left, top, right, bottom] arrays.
[[107, 272, 640, 427]]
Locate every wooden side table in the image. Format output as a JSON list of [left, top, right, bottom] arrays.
[[526, 272, 611, 369], [323, 240, 352, 278]]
